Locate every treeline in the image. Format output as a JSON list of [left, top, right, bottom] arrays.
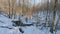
[[0, 0, 60, 18]]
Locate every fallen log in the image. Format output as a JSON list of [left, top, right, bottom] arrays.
[[12, 20, 33, 26]]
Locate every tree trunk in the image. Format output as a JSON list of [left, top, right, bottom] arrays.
[[8, 0, 11, 18], [50, 0, 58, 33]]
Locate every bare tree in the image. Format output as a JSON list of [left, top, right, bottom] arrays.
[[8, 0, 11, 18], [50, 0, 58, 34], [11, 0, 15, 19]]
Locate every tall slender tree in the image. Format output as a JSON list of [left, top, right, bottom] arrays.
[[50, 0, 58, 33], [11, 0, 15, 19], [8, 0, 11, 18]]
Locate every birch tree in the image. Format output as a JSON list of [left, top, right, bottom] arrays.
[[50, 0, 58, 33]]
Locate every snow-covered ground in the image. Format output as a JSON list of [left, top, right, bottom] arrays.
[[0, 11, 60, 34]]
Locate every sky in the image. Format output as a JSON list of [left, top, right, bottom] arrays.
[[16, 0, 49, 5]]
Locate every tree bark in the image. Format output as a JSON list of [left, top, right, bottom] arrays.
[[50, 0, 58, 33], [8, 0, 11, 18]]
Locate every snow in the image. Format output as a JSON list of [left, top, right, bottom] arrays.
[[0, 13, 45, 34], [0, 11, 60, 34], [0, 15, 12, 27]]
